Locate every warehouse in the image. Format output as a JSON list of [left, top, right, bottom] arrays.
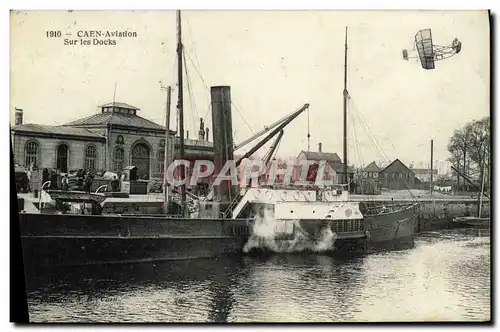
[[11, 102, 213, 181]]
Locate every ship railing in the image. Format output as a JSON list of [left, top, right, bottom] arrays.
[[365, 202, 415, 215], [262, 183, 350, 194], [331, 219, 363, 233], [222, 193, 244, 218]]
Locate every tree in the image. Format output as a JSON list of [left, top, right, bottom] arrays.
[[468, 117, 490, 193], [446, 152, 461, 190], [447, 116, 490, 194], [447, 125, 472, 190]]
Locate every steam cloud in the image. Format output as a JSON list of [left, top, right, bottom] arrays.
[[243, 205, 338, 253]]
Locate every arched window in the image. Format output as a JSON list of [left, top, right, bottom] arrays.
[[114, 147, 124, 172], [56, 143, 69, 173], [85, 145, 97, 170], [25, 141, 38, 168], [157, 149, 165, 175]]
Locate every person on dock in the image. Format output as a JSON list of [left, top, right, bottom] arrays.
[[26, 165, 32, 192], [42, 168, 49, 184], [110, 176, 119, 192], [84, 172, 93, 194], [62, 174, 69, 191]]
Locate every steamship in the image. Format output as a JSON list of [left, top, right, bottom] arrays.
[[211, 27, 419, 252], [17, 15, 418, 270]]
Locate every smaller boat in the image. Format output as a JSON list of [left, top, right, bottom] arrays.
[[451, 161, 490, 230], [452, 216, 490, 228]]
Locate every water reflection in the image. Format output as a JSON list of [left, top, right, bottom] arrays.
[[26, 257, 246, 322], [26, 230, 490, 322]]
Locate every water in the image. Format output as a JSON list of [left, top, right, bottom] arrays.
[[25, 229, 491, 322]]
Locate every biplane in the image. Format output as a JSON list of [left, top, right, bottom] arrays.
[[403, 29, 462, 70]]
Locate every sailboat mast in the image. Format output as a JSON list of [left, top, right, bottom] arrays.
[[176, 10, 187, 213], [343, 27, 348, 185], [163, 86, 172, 215], [479, 163, 486, 218]]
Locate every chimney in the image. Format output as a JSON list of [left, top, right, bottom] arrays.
[[205, 127, 209, 141], [198, 117, 205, 140], [15, 108, 23, 126], [211, 86, 235, 202], [318, 142, 322, 153]]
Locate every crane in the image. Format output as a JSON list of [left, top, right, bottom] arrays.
[[203, 103, 310, 201], [235, 103, 309, 167], [234, 104, 309, 151], [263, 130, 284, 166]]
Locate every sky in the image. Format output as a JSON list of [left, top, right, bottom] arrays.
[[10, 10, 490, 168]]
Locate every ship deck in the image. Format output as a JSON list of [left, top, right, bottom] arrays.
[[17, 189, 488, 216]]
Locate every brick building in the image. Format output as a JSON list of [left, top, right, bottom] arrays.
[[294, 143, 355, 185], [11, 102, 213, 181]]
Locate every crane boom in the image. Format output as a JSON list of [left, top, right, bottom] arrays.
[[203, 103, 309, 202], [263, 130, 284, 166], [451, 165, 490, 199], [234, 107, 306, 150], [235, 103, 309, 167]]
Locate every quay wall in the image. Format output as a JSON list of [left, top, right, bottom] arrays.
[[416, 200, 490, 231], [358, 198, 491, 232]]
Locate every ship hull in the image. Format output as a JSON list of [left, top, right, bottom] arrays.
[[21, 236, 247, 271], [17, 203, 419, 269], [18, 213, 250, 269], [292, 203, 419, 248], [363, 203, 419, 243]]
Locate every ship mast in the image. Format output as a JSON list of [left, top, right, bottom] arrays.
[[343, 27, 348, 186], [176, 10, 187, 214]]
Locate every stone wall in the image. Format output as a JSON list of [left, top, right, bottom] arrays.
[[416, 200, 490, 231], [108, 128, 173, 177], [108, 128, 214, 178], [12, 134, 105, 171]]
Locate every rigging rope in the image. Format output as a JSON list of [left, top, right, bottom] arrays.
[[230, 101, 270, 157], [182, 43, 212, 128], [179, 24, 277, 161], [348, 93, 389, 162], [185, 19, 204, 81], [182, 50, 200, 136], [165, 51, 179, 135], [349, 99, 389, 164], [347, 94, 416, 200], [181, 40, 271, 158], [307, 106, 311, 152], [349, 108, 364, 168]]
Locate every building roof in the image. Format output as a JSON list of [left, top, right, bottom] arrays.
[[364, 161, 381, 172], [11, 123, 105, 139], [99, 102, 139, 110], [63, 112, 168, 132], [327, 161, 355, 174], [380, 158, 414, 175], [300, 150, 342, 163]]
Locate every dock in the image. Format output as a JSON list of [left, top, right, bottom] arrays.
[[17, 189, 490, 233]]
